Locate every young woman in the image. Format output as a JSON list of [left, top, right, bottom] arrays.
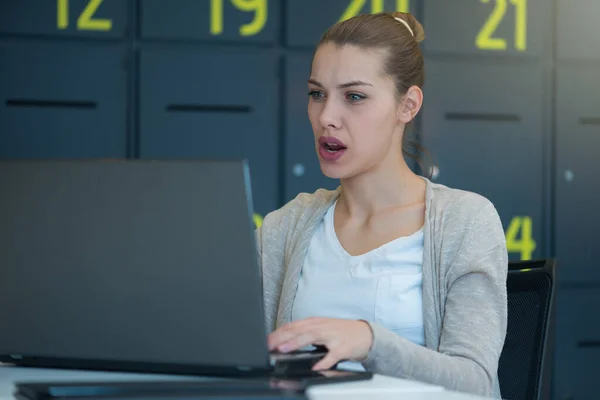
[[256, 12, 508, 399]]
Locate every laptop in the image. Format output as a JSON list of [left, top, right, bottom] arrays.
[[0, 159, 372, 384]]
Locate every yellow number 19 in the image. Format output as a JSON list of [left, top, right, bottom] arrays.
[[57, 0, 112, 31], [210, 0, 267, 37], [476, 0, 527, 51], [339, 0, 409, 22]]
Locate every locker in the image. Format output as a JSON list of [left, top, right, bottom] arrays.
[[0, 0, 127, 38], [138, 47, 279, 218], [423, 0, 548, 57], [283, 53, 339, 202], [553, 287, 600, 400], [140, 0, 277, 44], [421, 59, 546, 261], [0, 41, 127, 158], [555, 64, 600, 283], [557, 0, 600, 60], [285, 0, 419, 48]]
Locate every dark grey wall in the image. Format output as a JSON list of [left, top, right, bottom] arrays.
[[1, 0, 599, 398]]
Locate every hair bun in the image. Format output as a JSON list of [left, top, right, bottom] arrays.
[[394, 16, 414, 36], [391, 12, 425, 43]]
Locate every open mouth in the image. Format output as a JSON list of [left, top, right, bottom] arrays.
[[319, 136, 347, 152], [323, 142, 346, 152], [318, 136, 347, 161]]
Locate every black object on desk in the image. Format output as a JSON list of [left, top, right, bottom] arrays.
[[13, 369, 372, 400]]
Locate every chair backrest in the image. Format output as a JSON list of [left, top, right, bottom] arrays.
[[498, 259, 556, 400]]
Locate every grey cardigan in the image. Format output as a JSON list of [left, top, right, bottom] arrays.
[[255, 178, 508, 398]]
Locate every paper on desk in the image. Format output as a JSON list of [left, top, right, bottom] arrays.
[[307, 374, 445, 394]]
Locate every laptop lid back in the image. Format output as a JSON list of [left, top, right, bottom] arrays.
[[0, 159, 269, 374]]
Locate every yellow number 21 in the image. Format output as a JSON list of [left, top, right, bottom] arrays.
[[211, 0, 267, 37], [505, 216, 536, 260], [57, 0, 112, 31], [476, 0, 526, 51]]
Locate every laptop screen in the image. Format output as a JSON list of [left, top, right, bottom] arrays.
[[0, 159, 269, 373]]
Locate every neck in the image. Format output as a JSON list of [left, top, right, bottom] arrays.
[[337, 157, 426, 219]]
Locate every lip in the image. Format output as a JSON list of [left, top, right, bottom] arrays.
[[317, 136, 347, 162], [318, 136, 347, 148], [318, 146, 346, 162]]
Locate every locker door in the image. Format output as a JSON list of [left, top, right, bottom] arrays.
[[421, 60, 546, 261], [0, 41, 127, 158], [139, 47, 278, 218], [283, 54, 339, 203], [553, 288, 600, 400], [140, 0, 277, 44], [557, 0, 600, 61], [423, 0, 548, 57], [285, 0, 419, 48], [555, 64, 600, 283], [0, 0, 128, 38]]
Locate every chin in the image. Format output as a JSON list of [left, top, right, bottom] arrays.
[[314, 146, 355, 180], [318, 162, 351, 180]]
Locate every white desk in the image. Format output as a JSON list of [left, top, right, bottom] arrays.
[[0, 363, 491, 400]]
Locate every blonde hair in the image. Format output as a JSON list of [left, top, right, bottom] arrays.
[[316, 12, 426, 94]]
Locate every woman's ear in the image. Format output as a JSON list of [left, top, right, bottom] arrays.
[[397, 85, 423, 124]]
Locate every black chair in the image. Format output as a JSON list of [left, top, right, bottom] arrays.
[[498, 259, 556, 400]]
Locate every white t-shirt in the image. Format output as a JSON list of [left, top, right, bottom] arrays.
[[291, 201, 425, 370]]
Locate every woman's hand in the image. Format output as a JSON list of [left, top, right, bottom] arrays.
[[267, 317, 374, 370]]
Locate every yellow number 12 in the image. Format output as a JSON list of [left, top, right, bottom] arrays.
[[57, 0, 112, 31], [476, 0, 526, 51]]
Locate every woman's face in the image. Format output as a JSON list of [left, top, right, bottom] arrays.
[[307, 42, 405, 180]]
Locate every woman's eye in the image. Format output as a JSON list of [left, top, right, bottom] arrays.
[[347, 93, 365, 102], [308, 90, 324, 100]]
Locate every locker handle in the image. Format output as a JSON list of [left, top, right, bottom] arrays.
[[166, 104, 251, 114], [444, 112, 520, 122], [6, 99, 96, 109], [579, 117, 600, 126], [577, 340, 600, 349]]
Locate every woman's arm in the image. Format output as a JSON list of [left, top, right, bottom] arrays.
[[255, 205, 291, 333], [361, 202, 508, 397]]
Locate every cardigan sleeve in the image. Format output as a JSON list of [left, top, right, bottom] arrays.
[[255, 216, 283, 334], [361, 201, 508, 398], [255, 201, 295, 333]]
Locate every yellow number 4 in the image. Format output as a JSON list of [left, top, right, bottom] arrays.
[[505, 216, 536, 260], [253, 213, 264, 229]]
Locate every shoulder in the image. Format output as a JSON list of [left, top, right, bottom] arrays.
[[425, 179, 507, 276], [261, 187, 340, 235], [427, 179, 502, 232], [426, 179, 506, 261]]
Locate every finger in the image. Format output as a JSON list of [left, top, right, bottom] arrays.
[[276, 331, 319, 353], [311, 350, 341, 371], [267, 326, 295, 350], [268, 318, 324, 350], [268, 328, 301, 351]]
